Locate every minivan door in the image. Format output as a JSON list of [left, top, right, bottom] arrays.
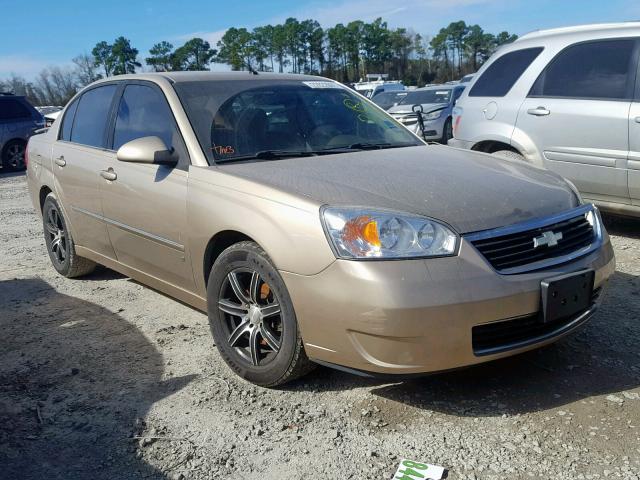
[[99, 82, 195, 291], [515, 38, 636, 204]]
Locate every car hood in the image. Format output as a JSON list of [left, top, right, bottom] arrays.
[[217, 145, 578, 234], [388, 103, 448, 115]]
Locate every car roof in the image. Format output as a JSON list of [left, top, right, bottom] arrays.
[[518, 21, 640, 42], [89, 71, 325, 86]]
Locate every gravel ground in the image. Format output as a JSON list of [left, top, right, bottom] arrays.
[[1, 171, 639, 480]]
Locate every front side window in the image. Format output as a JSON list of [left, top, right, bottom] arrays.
[[529, 39, 636, 100], [0, 99, 31, 120], [469, 47, 543, 97], [113, 84, 185, 155], [70, 85, 117, 148], [175, 80, 422, 163]]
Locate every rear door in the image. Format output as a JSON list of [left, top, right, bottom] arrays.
[[99, 82, 195, 291], [51, 84, 119, 258], [516, 38, 637, 203]]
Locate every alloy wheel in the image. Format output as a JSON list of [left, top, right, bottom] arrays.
[[6, 143, 25, 169], [45, 206, 67, 265], [218, 268, 283, 366]]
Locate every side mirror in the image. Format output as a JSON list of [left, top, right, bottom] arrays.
[[412, 104, 423, 114], [116, 136, 177, 166]]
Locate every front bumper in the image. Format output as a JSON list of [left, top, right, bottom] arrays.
[[281, 235, 615, 375], [394, 117, 444, 140]]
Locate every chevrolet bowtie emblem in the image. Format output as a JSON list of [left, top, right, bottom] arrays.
[[533, 230, 563, 248]]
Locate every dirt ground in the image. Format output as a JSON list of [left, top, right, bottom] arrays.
[[1, 171, 639, 480]]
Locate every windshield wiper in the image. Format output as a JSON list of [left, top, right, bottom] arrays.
[[317, 142, 418, 153], [215, 150, 317, 163]]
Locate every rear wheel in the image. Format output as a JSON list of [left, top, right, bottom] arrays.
[[491, 149, 526, 162], [207, 241, 315, 387], [42, 194, 96, 278], [2, 140, 26, 171]]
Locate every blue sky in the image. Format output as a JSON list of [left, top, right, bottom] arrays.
[[1, 0, 639, 78]]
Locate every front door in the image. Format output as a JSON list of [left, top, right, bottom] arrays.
[[516, 38, 637, 204], [99, 82, 195, 291], [51, 85, 118, 259]]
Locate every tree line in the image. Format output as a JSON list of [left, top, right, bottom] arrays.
[[0, 19, 516, 106]]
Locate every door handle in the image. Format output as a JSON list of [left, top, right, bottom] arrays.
[[100, 169, 117, 181], [54, 156, 66, 167], [635, 116, 640, 123], [527, 106, 550, 116]]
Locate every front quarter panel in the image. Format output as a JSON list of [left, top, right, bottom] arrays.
[[187, 166, 336, 296]]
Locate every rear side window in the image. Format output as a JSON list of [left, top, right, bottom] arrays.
[[60, 98, 79, 141], [529, 39, 636, 100], [0, 99, 32, 120], [469, 47, 543, 97], [71, 85, 117, 148]]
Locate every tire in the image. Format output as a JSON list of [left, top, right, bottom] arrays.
[[491, 149, 526, 162], [2, 140, 26, 171], [42, 194, 96, 278], [207, 241, 315, 387], [440, 117, 453, 144]]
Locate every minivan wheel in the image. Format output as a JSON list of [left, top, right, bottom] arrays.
[[491, 149, 526, 162], [2, 140, 26, 171], [207, 241, 315, 387], [42, 194, 96, 278]]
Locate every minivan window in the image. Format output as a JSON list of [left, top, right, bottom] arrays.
[[529, 39, 636, 100], [70, 85, 117, 148], [469, 47, 543, 97], [0, 99, 31, 120], [60, 98, 79, 141]]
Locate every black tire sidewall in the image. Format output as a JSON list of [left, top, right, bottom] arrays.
[[207, 243, 300, 386], [2, 140, 26, 171], [441, 117, 453, 143], [43, 195, 72, 275]]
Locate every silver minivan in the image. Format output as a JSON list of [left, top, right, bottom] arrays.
[[449, 22, 640, 218]]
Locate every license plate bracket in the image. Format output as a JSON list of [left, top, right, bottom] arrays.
[[541, 269, 594, 323]]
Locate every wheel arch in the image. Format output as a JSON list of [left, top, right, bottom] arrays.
[[39, 185, 53, 212], [202, 230, 256, 286], [471, 140, 521, 155]]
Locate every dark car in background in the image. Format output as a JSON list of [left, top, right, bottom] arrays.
[[1, 93, 45, 171]]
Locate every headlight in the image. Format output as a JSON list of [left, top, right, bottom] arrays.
[[422, 110, 443, 120], [321, 207, 459, 259], [564, 179, 584, 205]]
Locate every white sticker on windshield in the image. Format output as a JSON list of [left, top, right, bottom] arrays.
[[436, 91, 448, 94], [303, 81, 343, 89]]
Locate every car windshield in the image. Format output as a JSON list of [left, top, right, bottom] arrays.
[[372, 91, 408, 109], [398, 89, 452, 105], [174, 79, 422, 163]]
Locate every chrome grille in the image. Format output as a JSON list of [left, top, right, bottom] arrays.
[[465, 205, 601, 274]]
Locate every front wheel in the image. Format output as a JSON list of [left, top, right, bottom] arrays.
[[440, 117, 453, 144], [207, 241, 315, 387]]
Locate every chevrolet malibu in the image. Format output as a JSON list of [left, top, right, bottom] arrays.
[[26, 72, 615, 386]]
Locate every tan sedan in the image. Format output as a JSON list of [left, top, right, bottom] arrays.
[[26, 72, 615, 386]]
